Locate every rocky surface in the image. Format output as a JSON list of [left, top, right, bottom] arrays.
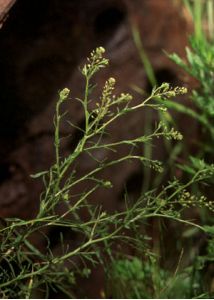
[[0, 0, 15, 28]]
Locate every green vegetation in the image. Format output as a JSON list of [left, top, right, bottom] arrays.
[[0, 1, 214, 298]]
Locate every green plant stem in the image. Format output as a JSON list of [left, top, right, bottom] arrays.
[[84, 76, 90, 133], [54, 101, 61, 179], [193, 0, 203, 41]]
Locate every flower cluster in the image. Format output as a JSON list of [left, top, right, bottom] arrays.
[[96, 77, 116, 118], [155, 122, 183, 141], [81, 47, 109, 78], [179, 190, 214, 212], [162, 125, 183, 141], [59, 88, 70, 102], [143, 159, 163, 173], [95, 77, 132, 119], [154, 82, 188, 98]]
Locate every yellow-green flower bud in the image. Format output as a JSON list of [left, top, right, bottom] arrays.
[[60, 88, 70, 101]]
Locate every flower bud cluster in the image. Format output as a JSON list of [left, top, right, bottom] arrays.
[[154, 83, 188, 98], [179, 189, 214, 212], [158, 122, 183, 140], [95, 78, 133, 119], [59, 88, 70, 102], [164, 127, 183, 140], [95, 77, 116, 118], [82, 47, 109, 78], [144, 160, 163, 173]]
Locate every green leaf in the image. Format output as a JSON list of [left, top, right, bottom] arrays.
[[203, 226, 214, 235], [30, 171, 48, 178]]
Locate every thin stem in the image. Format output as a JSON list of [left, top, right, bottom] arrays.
[[54, 101, 61, 178], [84, 76, 90, 133]]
